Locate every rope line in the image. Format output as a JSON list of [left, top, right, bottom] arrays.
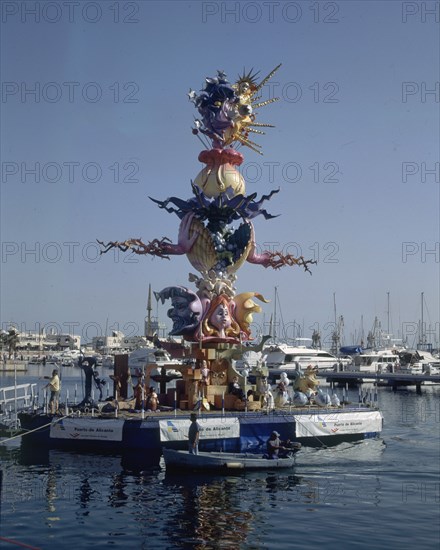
[[0, 414, 72, 443], [0, 536, 41, 550]]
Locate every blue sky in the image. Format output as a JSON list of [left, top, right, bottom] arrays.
[[1, 1, 439, 347]]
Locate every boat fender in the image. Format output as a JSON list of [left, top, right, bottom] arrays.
[[226, 463, 244, 469]]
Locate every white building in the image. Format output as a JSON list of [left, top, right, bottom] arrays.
[[13, 331, 81, 351], [91, 333, 152, 353]]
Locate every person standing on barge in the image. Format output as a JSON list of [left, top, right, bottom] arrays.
[[44, 369, 60, 414], [188, 412, 200, 454]]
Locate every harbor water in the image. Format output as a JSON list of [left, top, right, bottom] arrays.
[[0, 366, 439, 549]]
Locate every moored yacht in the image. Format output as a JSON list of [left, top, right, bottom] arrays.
[[398, 348, 440, 375], [129, 347, 183, 378], [263, 340, 352, 373], [347, 349, 401, 374]]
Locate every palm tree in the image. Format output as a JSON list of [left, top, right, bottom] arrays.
[[0, 327, 20, 359]]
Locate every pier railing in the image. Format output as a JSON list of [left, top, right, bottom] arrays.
[[0, 383, 37, 430]]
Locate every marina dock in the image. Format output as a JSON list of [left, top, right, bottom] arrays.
[[320, 371, 440, 392]]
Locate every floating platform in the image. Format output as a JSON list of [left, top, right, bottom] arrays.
[[18, 406, 382, 459]]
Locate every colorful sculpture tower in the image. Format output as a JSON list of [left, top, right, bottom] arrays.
[[99, 65, 314, 358]]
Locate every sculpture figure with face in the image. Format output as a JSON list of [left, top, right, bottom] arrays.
[[211, 303, 230, 336], [155, 286, 202, 337], [200, 359, 210, 387], [202, 295, 241, 341]]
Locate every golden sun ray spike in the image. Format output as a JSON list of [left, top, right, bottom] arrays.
[[253, 63, 282, 94], [237, 135, 264, 154], [249, 122, 275, 128], [240, 135, 262, 149], [252, 97, 280, 109], [237, 67, 261, 90]]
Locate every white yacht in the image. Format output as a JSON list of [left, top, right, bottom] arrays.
[[398, 348, 440, 375], [348, 349, 401, 374], [128, 347, 183, 378], [263, 340, 352, 373]]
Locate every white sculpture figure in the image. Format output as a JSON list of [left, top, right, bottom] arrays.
[[258, 376, 274, 409], [275, 372, 290, 407], [280, 371, 289, 387], [293, 391, 309, 406], [315, 388, 331, 407], [201, 360, 210, 385], [331, 393, 340, 407]]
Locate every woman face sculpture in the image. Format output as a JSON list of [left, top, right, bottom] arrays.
[[210, 303, 231, 335], [202, 295, 241, 342]]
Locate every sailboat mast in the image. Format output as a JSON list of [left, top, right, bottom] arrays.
[[273, 286, 278, 342], [420, 291, 424, 345], [331, 292, 338, 354], [387, 291, 390, 335], [146, 284, 152, 337]]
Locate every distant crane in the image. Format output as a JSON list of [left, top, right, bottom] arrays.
[[330, 293, 344, 355]]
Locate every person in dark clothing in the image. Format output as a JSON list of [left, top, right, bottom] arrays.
[[78, 355, 97, 405], [266, 431, 288, 459], [228, 376, 245, 400], [188, 413, 200, 454], [93, 369, 106, 401]]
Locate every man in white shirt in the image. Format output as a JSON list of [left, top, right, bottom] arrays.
[[45, 369, 60, 414]]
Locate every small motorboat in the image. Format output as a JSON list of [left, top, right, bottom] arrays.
[[162, 445, 301, 471]]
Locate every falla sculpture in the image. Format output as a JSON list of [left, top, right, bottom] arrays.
[[99, 65, 315, 345]]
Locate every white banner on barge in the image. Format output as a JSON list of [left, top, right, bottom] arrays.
[[49, 418, 124, 441], [159, 417, 240, 442], [294, 410, 382, 438]]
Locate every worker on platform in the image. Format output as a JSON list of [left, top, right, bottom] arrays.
[[44, 369, 60, 414], [188, 412, 200, 454]]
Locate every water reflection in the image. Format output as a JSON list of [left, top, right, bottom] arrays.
[[19, 438, 161, 472], [79, 477, 95, 511], [11, 437, 387, 520], [11, 441, 162, 524], [19, 440, 50, 465], [162, 473, 252, 548], [45, 467, 57, 514], [161, 470, 304, 548], [120, 450, 162, 473], [1, 385, 438, 548], [108, 472, 129, 508]]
